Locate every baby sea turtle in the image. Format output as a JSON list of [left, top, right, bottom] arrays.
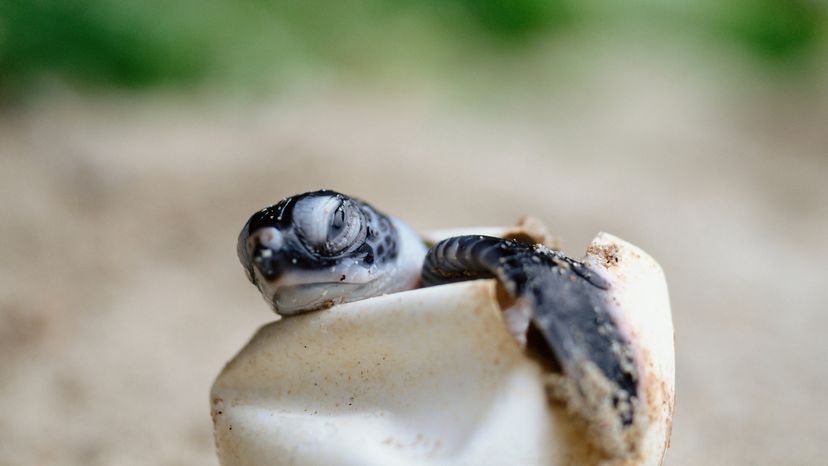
[[237, 190, 427, 315], [237, 189, 643, 456]]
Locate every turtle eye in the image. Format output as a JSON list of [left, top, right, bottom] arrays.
[[324, 200, 364, 256], [294, 195, 366, 257]]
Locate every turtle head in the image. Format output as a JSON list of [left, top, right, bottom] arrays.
[[238, 190, 411, 315]]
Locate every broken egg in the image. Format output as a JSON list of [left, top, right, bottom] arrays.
[[211, 230, 674, 465]]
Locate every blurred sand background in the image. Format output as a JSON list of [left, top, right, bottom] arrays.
[[2, 2, 828, 465]]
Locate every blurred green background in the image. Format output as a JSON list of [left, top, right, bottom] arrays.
[[1, 2, 827, 466], [1, 0, 825, 94]]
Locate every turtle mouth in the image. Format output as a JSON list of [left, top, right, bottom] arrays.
[[271, 282, 370, 315], [250, 249, 384, 315]]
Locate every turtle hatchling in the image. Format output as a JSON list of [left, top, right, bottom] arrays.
[[215, 189, 675, 465]]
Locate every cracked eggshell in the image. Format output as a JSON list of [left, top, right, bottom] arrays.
[[211, 231, 674, 466], [585, 232, 675, 464]]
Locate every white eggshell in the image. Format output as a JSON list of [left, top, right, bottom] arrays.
[[211, 232, 674, 465]]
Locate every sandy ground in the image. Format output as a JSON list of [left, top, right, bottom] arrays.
[[1, 52, 827, 465]]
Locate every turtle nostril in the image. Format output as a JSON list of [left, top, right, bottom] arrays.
[[247, 227, 287, 282], [252, 246, 283, 281], [248, 226, 283, 254]]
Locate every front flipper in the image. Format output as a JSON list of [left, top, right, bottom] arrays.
[[422, 235, 642, 458]]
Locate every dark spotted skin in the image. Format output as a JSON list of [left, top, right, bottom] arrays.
[[361, 198, 398, 266], [422, 235, 638, 426], [238, 190, 398, 285]]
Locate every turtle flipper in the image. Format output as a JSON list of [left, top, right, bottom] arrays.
[[422, 235, 641, 456]]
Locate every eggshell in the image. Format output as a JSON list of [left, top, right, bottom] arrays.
[[211, 232, 674, 465]]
